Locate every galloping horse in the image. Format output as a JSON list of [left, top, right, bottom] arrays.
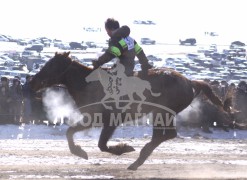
[[30, 52, 233, 170]]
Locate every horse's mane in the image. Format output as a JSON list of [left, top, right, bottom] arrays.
[[56, 52, 93, 72], [72, 59, 93, 71], [147, 67, 180, 76]]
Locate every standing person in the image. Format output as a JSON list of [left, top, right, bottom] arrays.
[[220, 80, 229, 100], [92, 18, 152, 76], [0, 77, 11, 124], [22, 75, 35, 123], [235, 81, 247, 123], [9, 78, 23, 124]]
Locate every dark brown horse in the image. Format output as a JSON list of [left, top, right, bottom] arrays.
[[30, 52, 232, 170]]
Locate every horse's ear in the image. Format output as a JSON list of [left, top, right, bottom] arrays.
[[65, 51, 70, 57], [55, 52, 58, 56]]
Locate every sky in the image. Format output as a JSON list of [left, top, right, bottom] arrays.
[[0, 0, 246, 41]]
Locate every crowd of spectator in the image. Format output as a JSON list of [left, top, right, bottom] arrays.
[[209, 79, 247, 122], [175, 79, 247, 132], [205, 80, 246, 130], [0, 75, 45, 124]]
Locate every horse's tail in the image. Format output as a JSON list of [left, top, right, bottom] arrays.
[[191, 80, 224, 108]]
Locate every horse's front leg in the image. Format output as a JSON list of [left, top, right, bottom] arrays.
[[66, 125, 89, 159], [98, 124, 135, 155]]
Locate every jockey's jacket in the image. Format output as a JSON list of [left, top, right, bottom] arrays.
[[95, 26, 151, 76]]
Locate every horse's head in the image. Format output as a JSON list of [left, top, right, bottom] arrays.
[[30, 52, 73, 92]]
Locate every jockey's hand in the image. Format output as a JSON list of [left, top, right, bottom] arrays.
[[139, 64, 152, 77], [92, 60, 100, 69], [141, 63, 153, 72]]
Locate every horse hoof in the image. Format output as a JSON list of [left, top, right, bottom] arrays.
[[124, 145, 135, 153], [127, 164, 138, 171], [71, 145, 88, 159], [79, 150, 88, 160], [109, 143, 135, 155]]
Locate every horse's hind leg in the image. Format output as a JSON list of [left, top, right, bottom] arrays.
[[98, 125, 116, 152], [128, 127, 177, 170], [66, 125, 89, 159], [98, 125, 135, 155]]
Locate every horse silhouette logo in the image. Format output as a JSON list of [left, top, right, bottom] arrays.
[[85, 59, 161, 112]]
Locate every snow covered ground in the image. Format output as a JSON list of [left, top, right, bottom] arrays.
[[0, 123, 247, 179]]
